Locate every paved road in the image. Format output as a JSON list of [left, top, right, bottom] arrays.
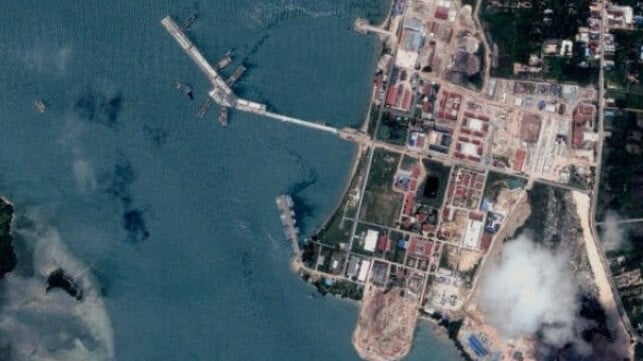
[[596, 217, 643, 226], [342, 147, 376, 276], [588, 3, 641, 347]]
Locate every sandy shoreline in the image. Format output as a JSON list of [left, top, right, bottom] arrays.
[[572, 191, 631, 355]]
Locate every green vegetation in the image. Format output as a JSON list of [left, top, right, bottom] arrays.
[[467, 44, 486, 91], [605, 225, 643, 328], [367, 149, 400, 191], [319, 213, 353, 248], [545, 56, 598, 85], [400, 154, 418, 171], [360, 149, 404, 226], [314, 279, 363, 300], [606, 30, 643, 95], [386, 245, 406, 264], [376, 112, 409, 146], [0, 199, 15, 277], [607, 90, 643, 110], [315, 151, 370, 245], [300, 241, 320, 268], [438, 247, 453, 270], [515, 183, 569, 247], [367, 104, 381, 138], [483, 171, 526, 202], [385, 232, 406, 264], [597, 110, 643, 219], [480, 0, 596, 83]]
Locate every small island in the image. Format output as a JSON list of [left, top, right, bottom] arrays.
[[46, 268, 83, 301]]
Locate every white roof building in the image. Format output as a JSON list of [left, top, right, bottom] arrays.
[[463, 219, 484, 249], [358, 260, 371, 282], [364, 229, 379, 252]]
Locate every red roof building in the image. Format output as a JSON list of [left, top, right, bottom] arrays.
[[376, 235, 388, 252], [385, 86, 399, 106], [513, 149, 526, 171], [434, 7, 449, 20], [401, 89, 413, 111]]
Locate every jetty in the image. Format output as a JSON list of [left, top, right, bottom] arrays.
[[218, 106, 229, 126], [226, 65, 246, 86], [161, 15, 368, 140], [197, 98, 212, 119], [276, 194, 300, 249], [161, 16, 236, 107], [216, 50, 232, 71]]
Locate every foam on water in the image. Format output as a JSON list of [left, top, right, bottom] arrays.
[[0, 212, 113, 361]]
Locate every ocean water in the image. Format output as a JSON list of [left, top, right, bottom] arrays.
[[0, 1, 462, 360]]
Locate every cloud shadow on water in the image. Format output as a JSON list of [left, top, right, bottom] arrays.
[[73, 88, 123, 129], [102, 155, 151, 244]]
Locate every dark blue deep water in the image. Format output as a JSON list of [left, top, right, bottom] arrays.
[[0, 1, 462, 360]]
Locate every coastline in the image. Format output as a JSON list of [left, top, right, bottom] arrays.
[[287, 1, 392, 289], [282, 2, 497, 359], [0, 196, 16, 278]]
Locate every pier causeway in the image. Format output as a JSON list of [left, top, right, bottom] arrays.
[[161, 15, 362, 139]]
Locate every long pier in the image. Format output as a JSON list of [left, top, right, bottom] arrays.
[[161, 16, 236, 107], [276, 194, 301, 256], [235, 99, 339, 135], [161, 15, 363, 139]]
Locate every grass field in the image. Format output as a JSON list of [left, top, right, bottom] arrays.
[[360, 190, 404, 227], [359, 149, 404, 226], [319, 214, 353, 248]]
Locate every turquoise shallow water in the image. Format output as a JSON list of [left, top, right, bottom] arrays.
[[0, 1, 462, 360]]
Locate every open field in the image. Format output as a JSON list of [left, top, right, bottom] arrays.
[[360, 149, 403, 226], [319, 214, 353, 248], [360, 191, 403, 226]]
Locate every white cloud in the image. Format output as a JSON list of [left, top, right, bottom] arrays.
[[601, 211, 626, 251], [0, 217, 114, 361], [479, 234, 583, 348]]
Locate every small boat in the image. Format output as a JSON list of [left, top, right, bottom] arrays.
[[197, 98, 212, 119], [216, 50, 233, 71], [175, 81, 193, 100], [218, 106, 229, 126], [183, 13, 198, 30], [226, 65, 247, 86], [34, 99, 46, 113]]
